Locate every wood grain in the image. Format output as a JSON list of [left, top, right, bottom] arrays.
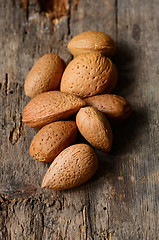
[[0, 0, 158, 239]]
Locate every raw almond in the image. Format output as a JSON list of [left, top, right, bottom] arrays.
[[41, 144, 98, 190], [76, 107, 113, 152], [30, 121, 77, 162], [85, 94, 132, 121], [22, 91, 86, 128], [24, 53, 65, 98], [60, 52, 118, 98], [67, 31, 116, 57]]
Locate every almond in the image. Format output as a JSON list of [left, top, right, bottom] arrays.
[[41, 144, 98, 190], [22, 91, 86, 128], [30, 121, 77, 162], [67, 31, 116, 57], [85, 94, 132, 121], [60, 52, 118, 98], [76, 107, 113, 152], [24, 53, 65, 98]]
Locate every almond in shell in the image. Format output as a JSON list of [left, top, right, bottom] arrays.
[[30, 121, 77, 162], [85, 94, 132, 121], [22, 91, 86, 128], [60, 52, 118, 98], [24, 53, 65, 98], [67, 31, 116, 57], [41, 144, 98, 190], [76, 107, 113, 152]]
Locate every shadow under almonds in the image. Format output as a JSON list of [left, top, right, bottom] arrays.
[[85, 115, 147, 218], [111, 109, 147, 155], [88, 42, 147, 199], [112, 42, 136, 96]]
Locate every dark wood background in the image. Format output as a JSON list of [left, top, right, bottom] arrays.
[[0, 0, 158, 239]]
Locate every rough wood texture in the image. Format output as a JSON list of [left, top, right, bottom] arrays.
[[0, 0, 158, 239]]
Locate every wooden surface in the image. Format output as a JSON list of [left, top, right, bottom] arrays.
[[0, 0, 159, 239]]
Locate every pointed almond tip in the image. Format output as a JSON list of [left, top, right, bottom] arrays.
[[41, 180, 46, 189], [41, 174, 50, 189]]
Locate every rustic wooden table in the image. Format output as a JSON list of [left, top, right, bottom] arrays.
[[0, 0, 158, 239]]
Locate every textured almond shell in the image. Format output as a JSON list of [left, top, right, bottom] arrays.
[[24, 53, 65, 98], [85, 94, 132, 121], [22, 91, 86, 128], [30, 121, 77, 162], [68, 31, 116, 57], [60, 52, 118, 98], [41, 144, 98, 190], [76, 107, 113, 152]]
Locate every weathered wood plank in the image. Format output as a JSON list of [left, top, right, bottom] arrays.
[[0, 0, 158, 239]]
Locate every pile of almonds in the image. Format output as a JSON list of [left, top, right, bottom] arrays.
[[22, 31, 132, 191]]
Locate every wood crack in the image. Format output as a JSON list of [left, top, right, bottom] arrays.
[[9, 114, 23, 145], [67, 0, 72, 36], [21, 0, 80, 33], [21, 0, 29, 20], [115, 0, 118, 43], [5, 73, 8, 96], [81, 202, 94, 240], [86, 200, 94, 240]]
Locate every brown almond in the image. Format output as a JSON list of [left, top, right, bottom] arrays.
[[22, 91, 86, 128], [67, 31, 116, 57], [41, 144, 98, 190], [85, 94, 132, 121], [30, 121, 77, 162], [76, 107, 113, 152], [24, 53, 65, 98], [60, 52, 118, 98]]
